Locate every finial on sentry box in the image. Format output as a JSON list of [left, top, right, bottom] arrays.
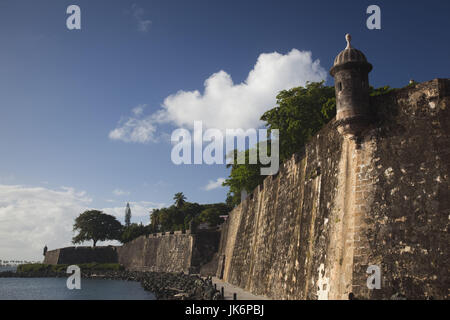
[[345, 34, 352, 49]]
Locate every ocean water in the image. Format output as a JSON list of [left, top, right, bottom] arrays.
[[0, 266, 17, 272], [0, 277, 155, 300]]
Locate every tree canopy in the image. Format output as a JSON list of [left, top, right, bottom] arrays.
[[149, 194, 231, 233], [173, 192, 187, 209], [121, 223, 148, 243], [223, 146, 269, 206], [261, 81, 336, 162], [198, 205, 229, 226], [72, 210, 123, 247], [70, 196, 232, 245]]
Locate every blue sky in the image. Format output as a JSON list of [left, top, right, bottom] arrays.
[[0, 0, 449, 259]]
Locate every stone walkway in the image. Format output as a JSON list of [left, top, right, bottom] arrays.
[[211, 277, 270, 300]]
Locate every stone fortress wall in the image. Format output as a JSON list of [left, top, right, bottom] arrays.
[[43, 229, 220, 274], [43, 246, 119, 265], [216, 79, 450, 300], [117, 230, 220, 273]]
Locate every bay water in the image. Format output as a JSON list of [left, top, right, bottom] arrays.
[[0, 276, 155, 300]]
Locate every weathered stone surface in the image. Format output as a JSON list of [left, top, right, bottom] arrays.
[[352, 79, 450, 300], [117, 231, 219, 273], [218, 122, 344, 299], [217, 79, 449, 300], [43, 231, 220, 275], [117, 233, 191, 273]]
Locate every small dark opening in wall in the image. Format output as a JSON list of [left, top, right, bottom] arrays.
[[349, 292, 358, 300], [355, 136, 363, 149], [338, 82, 343, 92]]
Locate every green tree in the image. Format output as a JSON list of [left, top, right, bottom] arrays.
[[149, 200, 230, 232], [179, 202, 202, 230], [260, 81, 336, 162], [198, 207, 226, 226], [150, 208, 161, 231], [124, 202, 132, 227], [72, 210, 123, 247], [173, 192, 187, 208], [121, 223, 148, 243], [222, 147, 268, 206]]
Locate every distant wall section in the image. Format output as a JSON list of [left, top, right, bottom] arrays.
[[44, 230, 220, 274], [43, 246, 118, 265], [117, 231, 220, 273]]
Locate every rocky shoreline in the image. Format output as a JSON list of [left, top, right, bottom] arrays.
[[0, 270, 222, 300]]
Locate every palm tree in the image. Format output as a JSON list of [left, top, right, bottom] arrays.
[[173, 192, 187, 208]]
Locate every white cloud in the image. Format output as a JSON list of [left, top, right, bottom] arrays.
[[132, 104, 146, 116], [108, 110, 158, 143], [0, 184, 92, 261], [109, 49, 327, 143], [203, 178, 226, 191], [161, 49, 326, 131], [112, 189, 130, 196], [0, 184, 167, 261], [130, 4, 151, 32]]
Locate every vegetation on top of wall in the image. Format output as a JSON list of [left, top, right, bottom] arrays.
[[369, 85, 396, 96], [121, 223, 149, 243], [71, 193, 231, 246], [149, 193, 231, 233]]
